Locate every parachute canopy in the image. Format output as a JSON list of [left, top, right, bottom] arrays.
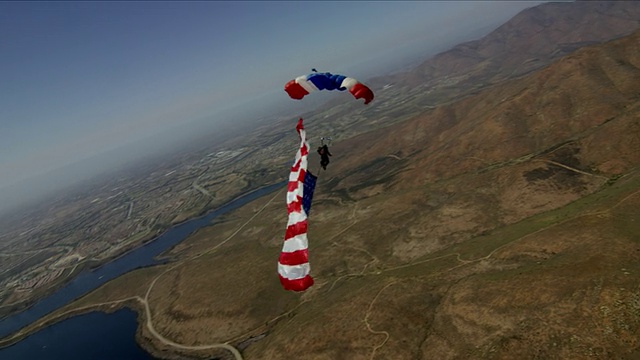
[[284, 72, 374, 105]]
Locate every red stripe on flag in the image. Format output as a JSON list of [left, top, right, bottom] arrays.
[[287, 198, 302, 213], [297, 169, 306, 183], [291, 160, 301, 172], [278, 249, 309, 266], [284, 220, 307, 240], [279, 274, 314, 292], [287, 181, 299, 192]]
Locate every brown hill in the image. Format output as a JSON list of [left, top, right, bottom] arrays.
[[370, 0, 640, 109], [326, 25, 640, 252]]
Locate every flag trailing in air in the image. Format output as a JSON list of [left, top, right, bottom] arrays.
[[278, 118, 317, 291]]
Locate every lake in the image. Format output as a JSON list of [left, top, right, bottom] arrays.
[[0, 309, 153, 360]]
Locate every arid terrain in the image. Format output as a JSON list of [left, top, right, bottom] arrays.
[[143, 28, 640, 360], [1, 1, 640, 359]]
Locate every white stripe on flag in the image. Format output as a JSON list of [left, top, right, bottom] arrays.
[[277, 262, 311, 280], [286, 212, 306, 227], [282, 233, 309, 253]]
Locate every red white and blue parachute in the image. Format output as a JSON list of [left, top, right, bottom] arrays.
[[277, 119, 317, 291], [284, 72, 374, 105]]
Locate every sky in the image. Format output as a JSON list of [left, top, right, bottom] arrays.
[[0, 1, 546, 212]]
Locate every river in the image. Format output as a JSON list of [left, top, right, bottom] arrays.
[[0, 182, 284, 358]]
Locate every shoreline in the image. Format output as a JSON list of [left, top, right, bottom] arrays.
[[0, 181, 285, 357], [0, 181, 284, 320], [0, 298, 243, 359]]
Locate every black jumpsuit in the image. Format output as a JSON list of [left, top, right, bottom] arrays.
[[318, 145, 332, 170]]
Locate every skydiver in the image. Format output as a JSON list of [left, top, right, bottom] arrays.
[[317, 144, 332, 170]]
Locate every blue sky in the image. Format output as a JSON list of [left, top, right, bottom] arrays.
[[0, 1, 545, 205]]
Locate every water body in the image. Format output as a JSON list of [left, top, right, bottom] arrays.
[[0, 309, 153, 360], [0, 182, 284, 353]]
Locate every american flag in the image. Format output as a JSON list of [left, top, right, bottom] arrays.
[[277, 119, 317, 291]]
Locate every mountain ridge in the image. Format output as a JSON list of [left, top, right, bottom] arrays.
[[367, 1, 640, 109]]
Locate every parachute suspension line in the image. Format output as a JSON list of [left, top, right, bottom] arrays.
[[320, 137, 332, 146]]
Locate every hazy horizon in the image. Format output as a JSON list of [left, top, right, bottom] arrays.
[[0, 1, 547, 214]]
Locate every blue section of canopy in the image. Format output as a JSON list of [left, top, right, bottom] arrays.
[[306, 72, 347, 91]]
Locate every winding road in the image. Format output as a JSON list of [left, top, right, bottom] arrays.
[[139, 187, 283, 360]]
